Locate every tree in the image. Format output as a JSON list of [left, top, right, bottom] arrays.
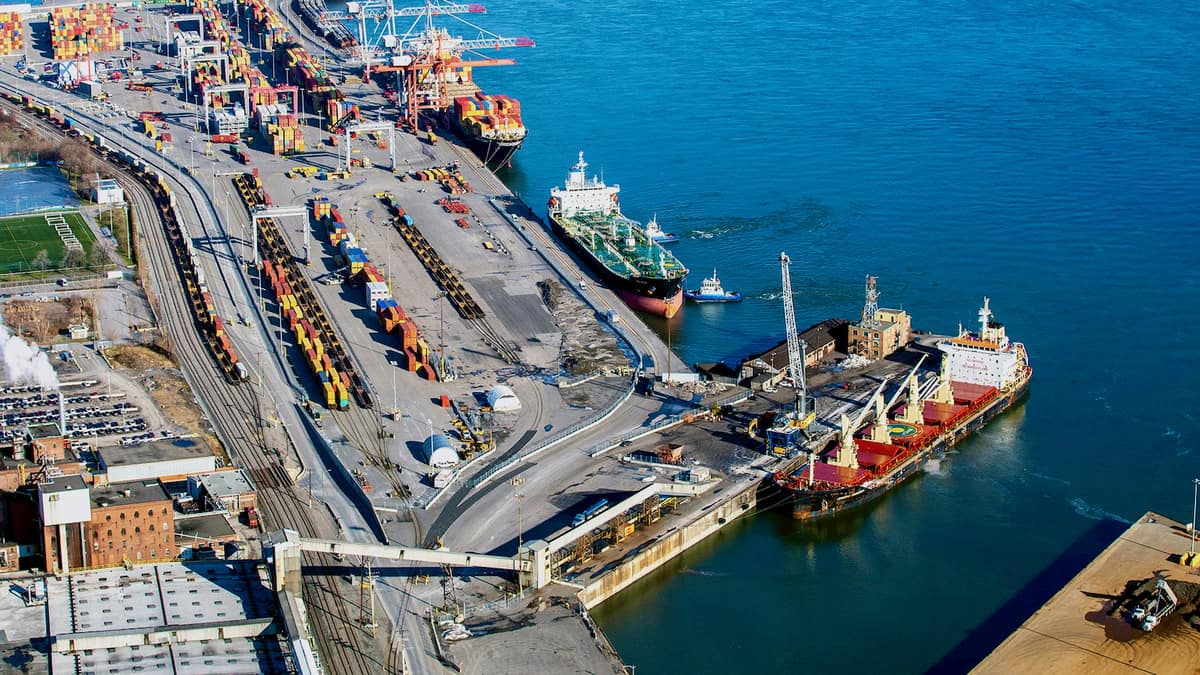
[[30, 249, 50, 272], [87, 241, 113, 268], [61, 247, 86, 269]]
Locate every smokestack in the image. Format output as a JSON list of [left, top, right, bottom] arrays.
[[59, 390, 67, 437]]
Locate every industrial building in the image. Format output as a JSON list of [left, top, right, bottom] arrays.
[[846, 276, 912, 360], [93, 177, 124, 205], [44, 561, 288, 674], [39, 477, 176, 573], [26, 422, 67, 463], [739, 318, 849, 389], [175, 512, 240, 560], [188, 469, 257, 513], [98, 438, 217, 483]]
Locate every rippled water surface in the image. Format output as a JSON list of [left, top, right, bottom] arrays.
[[408, 0, 1198, 671]]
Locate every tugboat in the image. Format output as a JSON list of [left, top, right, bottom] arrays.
[[643, 214, 680, 244], [684, 270, 742, 303]]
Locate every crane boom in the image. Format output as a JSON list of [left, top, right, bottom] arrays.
[[779, 252, 811, 427]]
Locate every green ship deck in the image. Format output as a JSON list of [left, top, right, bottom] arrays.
[[559, 211, 687, 280]]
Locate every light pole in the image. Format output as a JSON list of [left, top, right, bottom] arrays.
[[510, 476, 525, 595], [1192, 478, 1199, 553]]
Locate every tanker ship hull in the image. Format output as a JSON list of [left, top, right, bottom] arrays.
[[789, 375, 1031, 520], [549, 214, 685, 318]]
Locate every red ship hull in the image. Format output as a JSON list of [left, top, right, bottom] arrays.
[[615, 287, 684, 318]]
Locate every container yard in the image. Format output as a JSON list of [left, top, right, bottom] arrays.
[[0, 1, 767, 672], [49, 4, 123, 61], [0, 11, 22, 56]]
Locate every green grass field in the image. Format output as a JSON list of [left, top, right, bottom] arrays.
[[0, 211, 96, 274]]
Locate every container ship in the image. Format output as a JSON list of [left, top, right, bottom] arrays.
[[547, 152, 688, 318], [293, 0, 356, 49], [452, 91, 527, 165], [773, 298, 1031, 519]]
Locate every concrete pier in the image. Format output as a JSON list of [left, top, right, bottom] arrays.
[[975, 512, 1200, 674]]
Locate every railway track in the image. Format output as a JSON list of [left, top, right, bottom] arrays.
[[0, 95, 384, 674]]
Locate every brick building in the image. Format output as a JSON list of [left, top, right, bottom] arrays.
[[40, 478, 176, 573], [26, 423, 66, 463]]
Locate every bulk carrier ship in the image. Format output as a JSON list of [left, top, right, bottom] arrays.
[[547, 152, 688, 318], [774, 298, 1031, 519]]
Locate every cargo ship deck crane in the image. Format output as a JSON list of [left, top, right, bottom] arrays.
[[325, 0, 533, 130]]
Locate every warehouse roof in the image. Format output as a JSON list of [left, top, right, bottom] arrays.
[[100, 438, 213, 467], [175, 513, 237, 543], [195, 469, 256, 497], [90, 480, 170, 508]]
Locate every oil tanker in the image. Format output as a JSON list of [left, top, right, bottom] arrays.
[[547, 152, 688, 318], [452, 92, 527, 165], [773, 298, 1031, 519]]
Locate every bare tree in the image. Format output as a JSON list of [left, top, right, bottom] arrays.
[[31, 249, 50, 271], [61, 247, 86, 269]]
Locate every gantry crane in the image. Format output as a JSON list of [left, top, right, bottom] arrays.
[[324, 0, 533, 130]]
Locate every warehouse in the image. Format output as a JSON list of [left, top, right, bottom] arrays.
[[98, 438, 217, 483]]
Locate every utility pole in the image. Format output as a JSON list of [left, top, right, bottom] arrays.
[[510, 476, 525, 595], [1192, 478, 1199, 553]]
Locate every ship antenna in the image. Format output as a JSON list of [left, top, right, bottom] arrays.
[[978, 296, 991, 336]]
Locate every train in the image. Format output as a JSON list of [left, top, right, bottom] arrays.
[[572, 499, 610, 527], [3, 91, 249, 386]]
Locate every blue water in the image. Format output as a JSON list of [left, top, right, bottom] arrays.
[[447, 0, 1200, 671]]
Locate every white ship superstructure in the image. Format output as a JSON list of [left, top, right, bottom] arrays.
[[548, 152, 620, 218], [937, 297, 1029, 391]]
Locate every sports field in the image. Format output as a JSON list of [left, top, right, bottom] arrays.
[[0, 211, 96, 274]]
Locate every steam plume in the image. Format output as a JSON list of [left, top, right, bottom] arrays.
[[0, 318, 59, 389]]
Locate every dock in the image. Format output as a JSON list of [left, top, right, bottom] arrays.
[[975, 512, 1200, 674]]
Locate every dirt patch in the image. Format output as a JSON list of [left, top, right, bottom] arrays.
[[106, 345, 225, 464], [537, 279, 625, 376], [3, 297, 94, 343], [106, 342, 176, 369]]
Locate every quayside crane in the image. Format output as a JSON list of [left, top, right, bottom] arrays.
[[324, 0, 533, 129], [766, 252, 817, 457]]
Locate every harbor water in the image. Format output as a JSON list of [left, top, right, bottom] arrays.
[[474, 0, 1200, 672]]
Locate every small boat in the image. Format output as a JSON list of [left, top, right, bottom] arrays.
[[684, 270, 742, 303], [643, 214, 680, 244]]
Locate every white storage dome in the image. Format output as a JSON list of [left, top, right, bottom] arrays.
[[486, 385, 521, 412], [423, 434, 460, 469]]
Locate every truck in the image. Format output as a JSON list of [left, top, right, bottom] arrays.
[[1131, 579, 1177, 631], [234, 146, 251, 165]]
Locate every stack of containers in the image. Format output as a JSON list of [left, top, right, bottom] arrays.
[[0, 12, 22, 56], [256, 102, 305, 155], [324, 99, 361, 128], [243, 0, 288, 50], [50, 4, 122, 61], [261, 258, 350, 408], [453, 92, 526, 143]]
